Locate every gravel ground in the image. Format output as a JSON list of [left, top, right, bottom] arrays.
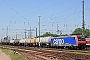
[[1, 45, 90, 60], [0, 49, 11, 60], [18, 49, 90, 60]]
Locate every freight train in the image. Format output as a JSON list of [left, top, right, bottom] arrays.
[[0, 35, 86, 49]]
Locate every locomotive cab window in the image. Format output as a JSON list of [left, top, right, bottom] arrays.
[[78, 37, 85, 41], [73, 37, 75, 39]]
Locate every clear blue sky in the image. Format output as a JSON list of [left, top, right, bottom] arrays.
[[0, 0, 90, 39]]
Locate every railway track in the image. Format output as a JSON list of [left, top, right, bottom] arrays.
[[0, 45, 90, 60]]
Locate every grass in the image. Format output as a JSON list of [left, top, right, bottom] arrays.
[[0, 48, 29, 60]]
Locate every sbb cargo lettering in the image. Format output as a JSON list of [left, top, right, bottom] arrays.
[[53, 39, 64, 44]]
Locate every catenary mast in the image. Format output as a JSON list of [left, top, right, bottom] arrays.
[[82, 0, 85, 36]]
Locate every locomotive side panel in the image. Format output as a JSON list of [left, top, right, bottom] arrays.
[[50, 37, 76, 47]]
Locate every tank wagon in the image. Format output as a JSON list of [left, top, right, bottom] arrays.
[[35, 37, 52, 47], [13, 39, 20, 46], [10, 40, 15, 45], [0, 40, 1, 44], [1, 40, 10, 45], [19, 39, 26, 46], [26, 38, 36, 47], [1, 37, 10, 45], [1, 40, 7, 44], [50, 35, 86, 49]]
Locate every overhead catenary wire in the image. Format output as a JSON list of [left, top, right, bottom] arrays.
[[19, 0, 71, 17], [2, 0, 71, 22], [51, 2, 90, 25], [3, 0, 31, 21], [1, 0, 73, 31], [1, 0, 72, 26], [1, 0, 90, 38], [2, 0, 51, 21], [2, 0, 90, 24]]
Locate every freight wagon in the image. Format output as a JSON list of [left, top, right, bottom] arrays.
[[35, 37, 52, 47], [10, 40, 15, 45], [1, 40, 7, 44], [1, 40, 10, 45], [26, 38, 36, 47], [19, 39, 26, 46], [13, 39, 20, 46], [0, 40, 1, 44], [1, 37, 10, 45]]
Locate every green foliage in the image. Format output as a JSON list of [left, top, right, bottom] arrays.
[[36, 32, 58, 37], [72, 28, 90, 38], [72, 28, 82, 35], [42, 32, 57, 37], [85, 28, 90, 38]]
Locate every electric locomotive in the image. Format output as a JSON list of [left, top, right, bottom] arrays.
[[50, 35, 86, 49]]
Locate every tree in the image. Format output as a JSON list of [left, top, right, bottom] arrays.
[[85, 28, 90, 38], [72, 28, 82, 35], [36, 32, 58, 38], [42, 32, 57, 37], [72, 28, 90, 38]]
